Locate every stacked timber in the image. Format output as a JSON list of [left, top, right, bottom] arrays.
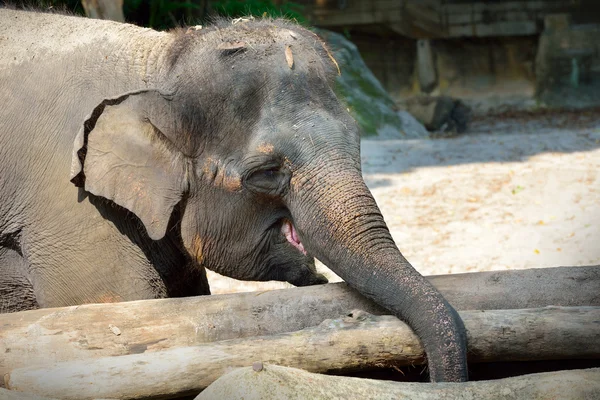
[[1, 265, 599, 399]]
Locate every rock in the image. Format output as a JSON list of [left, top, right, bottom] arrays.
[[315, 29, 428, 139], [196, 364, 600, 400], [448, 99, 470, 134], [378, 111, 429, 139], [405, 95, 470, 135]]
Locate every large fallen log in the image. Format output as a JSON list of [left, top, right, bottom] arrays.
[[0, 388, 54, 400], [196, 364, 600, 400], [1, 265, 598, 382], [5, 307, 600, 400]]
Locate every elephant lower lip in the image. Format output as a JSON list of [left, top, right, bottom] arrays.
[[281, 220, 306, 255]]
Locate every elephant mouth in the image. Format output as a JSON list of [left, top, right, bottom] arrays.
[[281, 219, 306, 255]]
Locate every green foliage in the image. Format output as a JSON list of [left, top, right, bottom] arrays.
[[124, 0, 207, 30], [13, 0, 85, 14], [15, 1, 305, 30], [123, 0, 306, 30], [211, 0, 306, 24], [316, 29, 416, 138]]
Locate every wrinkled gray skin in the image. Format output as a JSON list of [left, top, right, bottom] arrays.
[[0, 9, 467, 382]]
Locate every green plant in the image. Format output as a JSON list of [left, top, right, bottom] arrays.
[[211, 0, 306, 24], [13, 0, 85, 14], [124, 0, 208, 30], [12, 1, 306, 29]]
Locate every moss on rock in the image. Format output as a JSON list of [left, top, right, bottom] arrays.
[[316, 29, 428, 139]]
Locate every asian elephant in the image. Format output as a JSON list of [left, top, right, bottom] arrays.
[[0, 9, 467, 381]]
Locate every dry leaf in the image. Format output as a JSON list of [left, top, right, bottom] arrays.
[[285, 45, 294, 69]]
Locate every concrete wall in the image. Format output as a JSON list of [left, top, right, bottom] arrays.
[[535, 15, 600, 108], [350, 32, 537, 112], [298, 0, 588, 39], [349, 33, 416, 98], [306, 1, 600, 111]]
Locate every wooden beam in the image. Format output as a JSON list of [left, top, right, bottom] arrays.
[[1, 266, 598, 382], [5, 307, 600, 400], [448, 21, 538, 37], [0, 388, 55, 400], [197, 364, 600, 400]]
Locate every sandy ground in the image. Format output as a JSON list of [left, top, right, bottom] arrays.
[[208, 112, 600, 294]]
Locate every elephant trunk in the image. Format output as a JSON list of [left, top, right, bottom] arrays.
[[289, 166, 468, 382]]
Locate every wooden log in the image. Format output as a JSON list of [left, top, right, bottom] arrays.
[[0, 388, 54, 400], [0, 388, 55, 400], [1, 265, 598, 383], [5, 307, 600, 400], [197, 364, 600, 400]]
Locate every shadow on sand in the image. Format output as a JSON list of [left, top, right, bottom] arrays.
[[362, 113, 600, 189]]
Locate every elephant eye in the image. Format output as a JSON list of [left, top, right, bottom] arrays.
[[261, 168, 278, 178], [244, 166, 289, 195]]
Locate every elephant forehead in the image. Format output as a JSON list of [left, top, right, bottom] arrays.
[[174, 32, 330, 100]]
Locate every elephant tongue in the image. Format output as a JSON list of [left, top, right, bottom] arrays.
[[282, 220, 306, 255]]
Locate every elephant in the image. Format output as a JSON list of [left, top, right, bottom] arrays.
[[0, 9, 467, 382]]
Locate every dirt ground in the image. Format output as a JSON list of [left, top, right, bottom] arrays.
[[208, 111, 600, 294]]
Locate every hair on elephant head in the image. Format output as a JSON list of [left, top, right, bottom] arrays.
[[68, 19, 467, 381]]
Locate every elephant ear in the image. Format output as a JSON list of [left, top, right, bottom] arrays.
[[70, 90, 187, 241]]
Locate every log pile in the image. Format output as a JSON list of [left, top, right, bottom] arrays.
[[1, 265, 599, 399], [196, 364, 600, 400], [4, 307, 600, 400]]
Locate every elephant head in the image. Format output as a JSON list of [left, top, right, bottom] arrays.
[[70, 20, 467, 382]]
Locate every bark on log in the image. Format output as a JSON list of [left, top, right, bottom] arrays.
[[0, 388, 55, 400], [196, 364, 600, 400], [5, 307, 600, 400], [1, 266, 598, 383]]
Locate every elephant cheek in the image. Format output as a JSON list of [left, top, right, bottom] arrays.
[[95, 292, 123, 303], [184, 233, 205, 263]]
